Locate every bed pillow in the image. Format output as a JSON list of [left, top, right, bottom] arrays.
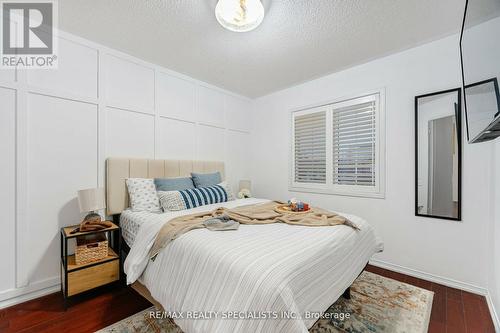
[[154, 177, 195, 191], [126, 178, 161, 212], [191, 172, 222, 188], [220, 181, 235, 201], [158, 182, 234, 211]]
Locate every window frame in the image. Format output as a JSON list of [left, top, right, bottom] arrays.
[[289, 89, 386, 199]]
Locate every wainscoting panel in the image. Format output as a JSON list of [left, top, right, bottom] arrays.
[[106, 107, 155, 159], [26, 93, 98, 283], [156, 72, 197, 122], [105, 54, 155, 113], [27, 37, 99, 99], [197, 124, 226, 161], [225, 94, 252, 133], [0, 29, 253, 308], [197, 85, 226, 127], [157, 117, 197, 160], [0, 68, 16, 83], [0, 87, 16, 293], [226, 130, 251, 192]]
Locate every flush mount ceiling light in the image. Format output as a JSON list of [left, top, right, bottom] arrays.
[[215, 0, 265, 32]]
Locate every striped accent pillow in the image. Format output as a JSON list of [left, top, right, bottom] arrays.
[[158, 182, 233, 211]]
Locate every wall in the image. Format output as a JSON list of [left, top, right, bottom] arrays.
[[490, 139, 500, 329], [0, 10, 499, 328], [464, 15, 500, 329], [251, 33, 494, 294], [0, 31, 252, 308]]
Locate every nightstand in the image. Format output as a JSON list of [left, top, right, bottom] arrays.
[[60, 222, 121, 308]]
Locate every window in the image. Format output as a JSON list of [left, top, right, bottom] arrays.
[[291, 92, 385, 198], [294, 110, 326, 184]]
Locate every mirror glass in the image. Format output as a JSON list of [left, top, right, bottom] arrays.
[[415, 89, 461, 220]]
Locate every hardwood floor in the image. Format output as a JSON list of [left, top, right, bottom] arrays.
[[0, 265, 495, 333], [0, 285, 151, 333], [364, 265, 496, 333]]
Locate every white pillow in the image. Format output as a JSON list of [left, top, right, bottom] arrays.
[[158, 181, 235, 212], [157, 191, 186, 211], [219, 181, 235, 201], [126, 178, 161, 212]]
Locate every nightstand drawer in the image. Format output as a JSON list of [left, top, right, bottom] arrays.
[[67, 259, 119, 296]]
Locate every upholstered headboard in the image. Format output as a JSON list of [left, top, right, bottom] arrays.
[[106, 158, 225, 215]]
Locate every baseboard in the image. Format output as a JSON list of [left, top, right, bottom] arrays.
[[369, 259, 488, 295], [485, 292, 500, 332], [0, 277, 60, 309]]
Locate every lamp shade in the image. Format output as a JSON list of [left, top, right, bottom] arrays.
[[239, 180, 252, 191], [77, 188, 106, 213], [215, 0, 265, 32]]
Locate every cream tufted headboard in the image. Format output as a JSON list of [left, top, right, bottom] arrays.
[[106, 158, 225, 215]]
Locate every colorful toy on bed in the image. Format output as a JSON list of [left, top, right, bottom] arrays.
[[287, 198, 310, 212]]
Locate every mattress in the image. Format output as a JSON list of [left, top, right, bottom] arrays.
[[120, 209, 155, 247], [124, 198, 383, 333]]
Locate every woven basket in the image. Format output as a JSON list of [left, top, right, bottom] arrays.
[[75, 234, 108, 265]]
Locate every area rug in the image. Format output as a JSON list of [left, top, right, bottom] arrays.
[[96, 271, 433, 333]]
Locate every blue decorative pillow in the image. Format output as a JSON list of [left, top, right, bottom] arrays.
[[154, 177, 195, 191], [158, 182, 233, 211], [191, 172, 222, 188]]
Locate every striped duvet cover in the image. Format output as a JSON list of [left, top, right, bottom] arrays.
[[124, 198, 383, 333]]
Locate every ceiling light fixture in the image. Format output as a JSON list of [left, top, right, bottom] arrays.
[[215, 0, 265, 32]]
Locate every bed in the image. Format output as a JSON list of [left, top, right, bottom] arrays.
[[106, 158, 383, 333]]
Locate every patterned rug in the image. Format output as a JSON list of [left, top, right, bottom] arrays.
[[96, 271, 433, 333]]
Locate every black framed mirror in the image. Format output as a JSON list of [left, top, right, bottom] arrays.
[[415, 88, 462, 221]]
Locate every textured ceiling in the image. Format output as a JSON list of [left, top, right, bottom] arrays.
[[58, 0, 500, 98]]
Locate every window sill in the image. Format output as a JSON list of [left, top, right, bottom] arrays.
[[288, 186, 385, 199]]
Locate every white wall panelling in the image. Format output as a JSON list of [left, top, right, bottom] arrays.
[[27, 37, 98, 99], [27, 93, 98, 283], [225, 94, 252, 132], [198, 85, 226, 128], [197, 124, 226, 161], [0, 29, 252, 308], [157, 118, 197, 160], [105, 54, 155, 113], [0, 88, 16, 293], [0, 68, 16, 83], [225, 129, 252, 194], [15, 69, 29, 290], [156, 72, 197, 122], [106, 107, 155, 159]]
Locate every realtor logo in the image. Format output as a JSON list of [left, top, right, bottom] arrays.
[[1, 0, 58, 68]]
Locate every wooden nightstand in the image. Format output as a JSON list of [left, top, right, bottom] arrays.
[[60, 222, 121, 308]]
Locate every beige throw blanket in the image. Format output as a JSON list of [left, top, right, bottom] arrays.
[[150, 201, 359, 259]]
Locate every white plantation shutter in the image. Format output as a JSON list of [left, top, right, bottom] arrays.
[[291, 92, 384, 197], [294, 110, 326, 183], [332, 97, 376, 186]]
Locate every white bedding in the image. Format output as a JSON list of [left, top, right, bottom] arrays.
[[124, 198, 383, 333], [120, 209, 153, 247]]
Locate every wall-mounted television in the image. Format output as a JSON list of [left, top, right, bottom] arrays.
[[460, 0, 500, 143]]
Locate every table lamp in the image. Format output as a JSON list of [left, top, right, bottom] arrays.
[[77, 188, 106, 222], [238, 180, 252, 199], [239, 180, 251, 192]]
